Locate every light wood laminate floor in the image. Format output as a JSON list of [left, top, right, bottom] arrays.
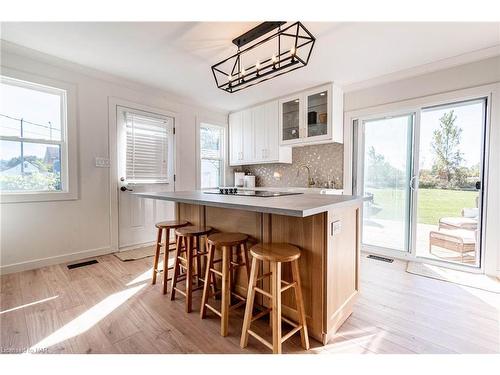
[[1, 254, 499, 354]]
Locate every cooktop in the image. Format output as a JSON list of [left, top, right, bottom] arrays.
[[204, 188, 303, 197]]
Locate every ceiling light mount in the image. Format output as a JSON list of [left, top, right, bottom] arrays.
[[211, 22, 316, 93]]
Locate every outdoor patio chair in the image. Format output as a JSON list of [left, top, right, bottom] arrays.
[[438, 208, 479, 231], [429, 228, 477, 263]]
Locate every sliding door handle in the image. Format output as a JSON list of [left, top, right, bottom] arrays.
[[409, 176, 418, 191]]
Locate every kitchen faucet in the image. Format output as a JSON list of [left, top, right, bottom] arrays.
[[297, 164, 315, 188]]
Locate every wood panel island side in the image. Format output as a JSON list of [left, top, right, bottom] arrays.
[[136, 190, 363, 345]]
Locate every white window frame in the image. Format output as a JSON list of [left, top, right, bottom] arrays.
[[0, 68, 78, 203], [196, 118, 226, 189]]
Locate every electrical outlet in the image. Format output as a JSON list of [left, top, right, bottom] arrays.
[[95, 157, 110, 168]]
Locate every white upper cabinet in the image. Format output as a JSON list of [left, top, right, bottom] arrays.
[[229, 111, 243, 164], [253, 103, 267, 161], [279, 83, 343, 146], [229, 101, 292, 166], [241, 108, 254, 162], [228, 83, 342, 166]]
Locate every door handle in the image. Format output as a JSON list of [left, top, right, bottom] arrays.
[[410, 175, 418, 190], [120, 186, 133, 192], [475, 181, 481, 190]]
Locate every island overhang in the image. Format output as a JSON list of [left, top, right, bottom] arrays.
[[134, 190, 364, 217]]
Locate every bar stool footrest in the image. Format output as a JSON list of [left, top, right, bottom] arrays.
[[254, 286, 272, 298], [248, 330, 273, 351], [281, 325, 303, 344], [251, 307, 272, 322], [205, 303, 222, 317], [210, 268, 223, 277], [229, 299, 246, 310]]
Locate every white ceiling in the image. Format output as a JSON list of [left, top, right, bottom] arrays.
[[1, 22, 499, 112]]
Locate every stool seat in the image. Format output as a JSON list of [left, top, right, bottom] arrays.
[[175, 225, 213, 237], [155, 220, 189, 229], [208, 232, 249, 246], [250, 243, 300, 263]]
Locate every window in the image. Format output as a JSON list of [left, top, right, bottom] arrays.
[[0, 76, 67, 193], [200, 123, 225, 188], [122, 109, 174, 184]]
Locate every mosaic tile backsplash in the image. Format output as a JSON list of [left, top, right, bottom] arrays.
[[232, 143, 344, 188]]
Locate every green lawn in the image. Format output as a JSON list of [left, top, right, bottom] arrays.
[[367, 188, 477, 225]]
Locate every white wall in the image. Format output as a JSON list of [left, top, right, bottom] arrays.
[[343, 56, 500, 276], [344, 56, 500, 111], [0, 42, 227, 273]]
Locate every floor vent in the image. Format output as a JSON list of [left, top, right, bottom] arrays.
[[367, 254, 394, 263], [67, 259, 99, 269]]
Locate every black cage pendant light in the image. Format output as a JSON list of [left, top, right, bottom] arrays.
[[211, 22, 315, 93]]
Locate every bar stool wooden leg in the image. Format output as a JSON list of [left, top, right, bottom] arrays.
[[162, 228, 171, 294], [270, 261, 282, 354], [152, 227, 163, 285], [200, 242, 215, 319], [240, 257, 258, 348], [186, 236, 194, 313], [241, 242, 251, 282], [211, 251, 218, 297], [195, 235, 202, 288], [291, 259, 310, 350], [221, 245, 231, 336], [170, 235, 183, 300]]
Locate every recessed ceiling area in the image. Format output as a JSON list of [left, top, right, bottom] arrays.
[[1, 22, 499, 112]]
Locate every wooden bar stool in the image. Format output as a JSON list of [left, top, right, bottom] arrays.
[[200, 232, 250, 337], [152, 220, 190, 294], [240, 243, 309, 354], [171, 225, 213, 313]]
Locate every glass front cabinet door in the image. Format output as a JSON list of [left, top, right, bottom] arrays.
[[279, 84, 333, 146], [306, 87, 329, 139], [280, 96, 302, 142]]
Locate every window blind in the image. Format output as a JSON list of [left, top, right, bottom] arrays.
[[125, 112, 170, 183]]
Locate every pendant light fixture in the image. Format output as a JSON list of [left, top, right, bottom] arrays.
[[211, 22, 315, 93]]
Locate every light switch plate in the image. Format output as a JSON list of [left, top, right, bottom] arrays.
[[95, 157, 110, 168], [331, 220, 342, 236]]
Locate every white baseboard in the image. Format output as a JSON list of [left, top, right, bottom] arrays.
[[0, 246, 114, 275]]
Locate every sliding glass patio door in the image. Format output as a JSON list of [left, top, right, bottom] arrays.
[[356, 97, 487, 269], [359, 113, 414, 254], [413, 99, 486, 267]]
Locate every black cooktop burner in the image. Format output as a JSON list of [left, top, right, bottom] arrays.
[[204, 188, 303, 197]]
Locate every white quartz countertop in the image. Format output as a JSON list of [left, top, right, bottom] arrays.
[[134, 190, 364, 217]]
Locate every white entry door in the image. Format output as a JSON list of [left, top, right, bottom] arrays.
[[116, 106, 175, 249]]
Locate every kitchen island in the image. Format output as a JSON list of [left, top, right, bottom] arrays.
[[136, 190, 363, 345]]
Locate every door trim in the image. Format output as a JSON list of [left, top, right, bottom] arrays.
[[108, 97, 178, 253]]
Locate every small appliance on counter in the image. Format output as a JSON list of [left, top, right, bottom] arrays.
[[244, 174, 256, 188], [234, 172, 245, 187]]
